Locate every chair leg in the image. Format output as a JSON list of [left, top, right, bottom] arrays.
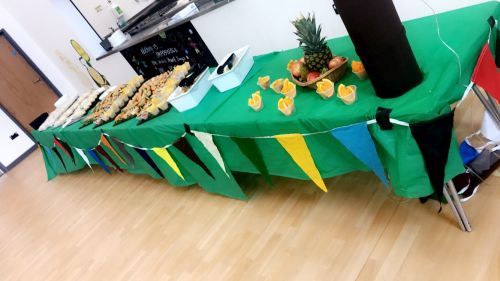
[[443, 186, 466, 231], [446, 181, 472, 232], [472, 85, 500, 125]]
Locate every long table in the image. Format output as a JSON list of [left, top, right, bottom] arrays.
[[33, 2, 499, 202]]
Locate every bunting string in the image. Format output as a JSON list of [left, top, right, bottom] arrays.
[[40, 118, 410, 152]]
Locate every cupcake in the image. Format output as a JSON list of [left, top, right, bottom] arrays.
[[159, 101, 169, 111], [147, 106, 160, 116]]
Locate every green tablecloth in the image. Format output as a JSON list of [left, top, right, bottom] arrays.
[[33, 2, 499, 199]]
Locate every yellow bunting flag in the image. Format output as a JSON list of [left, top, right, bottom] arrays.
[[152, 147, 185, 180], [100, 135, 127, 165], [275, 134, 327, 192]]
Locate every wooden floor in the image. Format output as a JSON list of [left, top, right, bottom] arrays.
[[0, 95, 499, 281]]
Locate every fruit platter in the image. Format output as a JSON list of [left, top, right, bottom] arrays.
[[114, 72, 171, 125], [288, 13, 348, 89], [136, 62, 191, 125]]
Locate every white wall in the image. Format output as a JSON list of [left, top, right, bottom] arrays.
[[0, 0, 138, 97], [191, 0, 493, 61]]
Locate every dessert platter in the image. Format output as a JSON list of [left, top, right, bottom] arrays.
[[81, 75, 145, 128], [136, 62, 191, 124], [114, 72, 171, 125]]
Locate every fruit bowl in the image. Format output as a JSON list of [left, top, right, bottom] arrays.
[[289, 57, 348, 90]]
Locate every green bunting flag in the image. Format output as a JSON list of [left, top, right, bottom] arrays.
[[52, 147, 67, 172], [173, 137, 214, 179], [231, 137, 272, 185]]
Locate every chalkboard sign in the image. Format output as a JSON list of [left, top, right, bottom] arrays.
[[121, 21, 217, 79]]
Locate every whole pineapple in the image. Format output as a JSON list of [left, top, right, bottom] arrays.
[[292, 14, 333, 72]]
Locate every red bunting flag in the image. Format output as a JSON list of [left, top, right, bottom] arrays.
[[53, 137, 75, 163], [471, 43, 500, 101]]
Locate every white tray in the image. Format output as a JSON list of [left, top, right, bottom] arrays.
[[208, 46, 254, 92], [168, 68, 211, 112]]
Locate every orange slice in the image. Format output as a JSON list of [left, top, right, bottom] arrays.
[[338, 84, 354, 97], [257, 76, 270, 90], [271, 79, 284, 94], [278, 96, 293, 110], [248, 91, 261, 106], [351, 61, 365, 72], [278, 96, 295, 116], [316, 79, 333, 92]]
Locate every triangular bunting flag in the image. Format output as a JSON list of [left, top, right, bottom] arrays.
[[410, 111, 454, 200], [471, 43, 500, 101], [96, 146, 124, 172], [193, 131, 229, 177], [54, 137, 75, 164], [40, 144, 57, 180], [109, 136, 135, 168], [87, 148, 111, 174], [134, 148, 164, 178], [275, 134, 327, 192], [52, 147, 67, 172], [152, 147, 185, 180], [100, 135, 127, 165], [231, 137, 272, 185], [173, 137, 214, 179], [75, 148, 94, 172], [331, 123, 389, 188]]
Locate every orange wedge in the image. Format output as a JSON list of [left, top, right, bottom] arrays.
[[278, 96, 295, 116], [351, 61, 365, 72], [281, 79, 297, 99], [316, 79, 334, 99], [271, 79, 284, 94], [257, 76, 270, 90], [338, 84, 354, 97], [248, 91, 263, 111]]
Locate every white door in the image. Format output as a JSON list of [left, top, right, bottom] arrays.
[[0, 106, 35, 168]]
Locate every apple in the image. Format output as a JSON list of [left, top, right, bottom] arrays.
[[328, 56, 345, 69], [288, 60, 302, 78], [307, 72, 321, 82]]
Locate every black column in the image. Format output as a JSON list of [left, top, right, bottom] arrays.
[[333, 0, 423, 98]]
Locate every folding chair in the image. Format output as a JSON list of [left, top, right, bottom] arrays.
[[446, 21, 500, 232]]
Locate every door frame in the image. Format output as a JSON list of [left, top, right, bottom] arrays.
[[0, 29, 62, 98], [0, 104, 37, 173]]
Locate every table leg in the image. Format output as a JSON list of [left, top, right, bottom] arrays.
[[446, 181, 472, 232], [443, 186, 466, 231]]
